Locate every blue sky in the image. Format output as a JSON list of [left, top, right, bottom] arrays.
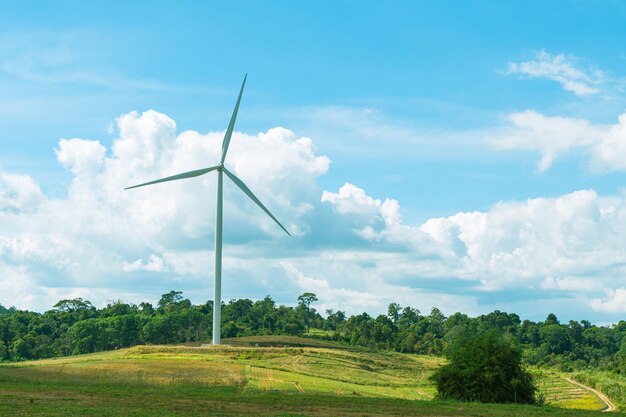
[[1, 1, 626, 323]]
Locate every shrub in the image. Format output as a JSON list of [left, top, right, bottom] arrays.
[[431, 329, 536, 404]]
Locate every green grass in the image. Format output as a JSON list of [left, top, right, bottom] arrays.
[[572, 370, 625, 411], [0, 336, 621, 417], [534, 370, 605, 411]]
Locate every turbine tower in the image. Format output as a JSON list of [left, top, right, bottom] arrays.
[[125, 75, 290, 345]]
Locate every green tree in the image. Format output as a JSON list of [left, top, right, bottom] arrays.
[[143, 315, 176, 344], [11, 335, 36, 359], [399, 306, 420, 326], [297, 292, 318, 332], [297, 292, 318, 310], [540, 324, 572, 355], [372, 315, 397, 349], [0, 340, 7, 360], [325, 309, 346, 331], [101, 300, 136, 317], [253, 296, 277, 333], [544, 313, 560, 325], [387, 303, 401, 323], [52, 298, 97, 324], [138, 302, 155, 315], [431, 329, 536, 404], [157, 291, 184, 311], [67, 319, 102, 354], [53, 298, 94, 313], [0, 304, 16, 315]]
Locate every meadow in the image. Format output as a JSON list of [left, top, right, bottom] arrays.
[[0, 336, 621, 417]]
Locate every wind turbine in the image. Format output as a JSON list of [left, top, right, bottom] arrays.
[[125, 75, 290, 345]]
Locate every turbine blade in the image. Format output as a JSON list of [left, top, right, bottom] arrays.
[[124, 165, 219, 190], [220, 74, 247, 165], [223, 167, 291, 236]]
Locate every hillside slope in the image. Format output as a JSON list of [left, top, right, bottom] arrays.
[[0, 336, 620, 417]]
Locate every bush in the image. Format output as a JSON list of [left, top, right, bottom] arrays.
[[431, 329, 536, 404]]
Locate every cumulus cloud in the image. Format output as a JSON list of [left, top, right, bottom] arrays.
[[488, 110, 626, 172], [590, 288, 626, 313], [507, 50, 603, 96], [421, 190, 609, 287], [0, 173, 45, 211], [590, 113, 626, 171], [324, 182, 626, 316], [322, 183, 400, 226], [56, 138, 106, 175]]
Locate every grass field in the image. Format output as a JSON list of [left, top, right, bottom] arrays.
[[572, 370, 625, 410], [534, 370, 606, 411], [0, 336, 621, 417]]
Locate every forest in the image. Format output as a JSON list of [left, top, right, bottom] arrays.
[[0, 291, 624, 377]]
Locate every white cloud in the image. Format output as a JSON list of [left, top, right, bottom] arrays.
[[56, 138, 106, 176], [122, 254, 166, 273], [590, 288, 626, 313], [322, 183, 399, 225], [111, 110, 177, 169], [507, 50, 603, 96], [540, 276, 597, 292], [489, 110, 626, 172], [590, 112, 626, 171], [420, 189, 618, 289], [324, 182, 626, 315], [282, 262, 380, 313], [0, 173, 45, 211], [321, 183, 404, 241], [488, 110, 599, 171]]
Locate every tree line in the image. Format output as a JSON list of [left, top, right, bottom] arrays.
[[0, 291, 624, 377]]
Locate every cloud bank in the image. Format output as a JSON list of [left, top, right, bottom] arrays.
[[0, 110, 623, 322]]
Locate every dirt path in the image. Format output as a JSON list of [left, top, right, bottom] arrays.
[[565, 377, 616, 412]]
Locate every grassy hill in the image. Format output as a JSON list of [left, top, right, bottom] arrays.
[[0, 336, 621, 417]]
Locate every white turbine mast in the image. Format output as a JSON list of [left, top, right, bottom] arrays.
[[125, 75, 290, 345]]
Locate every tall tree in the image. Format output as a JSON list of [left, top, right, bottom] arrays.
[[297, 292, 318, 332], [157, 291, 184, 311]]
